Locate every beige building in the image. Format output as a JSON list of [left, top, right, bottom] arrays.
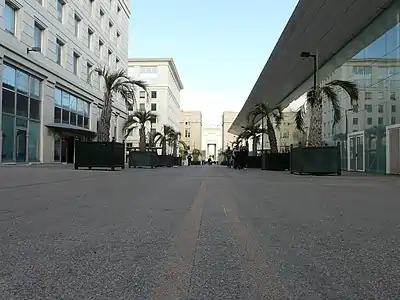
[[221, 111, 238, 150], [180, 111, 202, 151]]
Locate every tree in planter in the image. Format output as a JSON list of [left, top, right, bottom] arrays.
[[96, 66, 148, 142], [251, 103, 283, 153], [239, 121, 266, 155], [122, 114, 138, 140], [123, 110, 158, 151], [191, 148, 202, 162], [169, 130, 182, 156], [153, 125, 175, 155], [295, 80, 359, 146]]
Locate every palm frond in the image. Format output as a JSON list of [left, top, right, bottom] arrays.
[[271, 106, 284, 128], [294, 106, 305, 132], [321, 85, 341, 131], [122, 115, 138, 139], [327, 80, 359, 105]]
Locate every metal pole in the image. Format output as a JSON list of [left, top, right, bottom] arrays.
[[261, 116, 264, 154]]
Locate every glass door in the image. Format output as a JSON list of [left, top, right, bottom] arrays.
[[15, 128, 27, 162], [356, 135, 364, 171], [349, 136, 356, 170]]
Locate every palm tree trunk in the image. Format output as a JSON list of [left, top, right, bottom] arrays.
[[266, 117, 279, 153], [252, 137, 257, 156], [308, 102, 323, 147], [139, 127, 146, 151], [97, 94, 112, 142], [162, 140, 166, 155]]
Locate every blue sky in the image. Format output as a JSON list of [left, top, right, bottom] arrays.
[[129, 0, 299, 125]]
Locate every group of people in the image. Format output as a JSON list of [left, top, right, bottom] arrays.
[[224, 145, 249, 169]]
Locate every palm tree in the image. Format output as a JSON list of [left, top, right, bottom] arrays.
[[153, 125, 174, 155], [295, 80, 359, 146], [96, 66, 148, 142], [239, 121, 266, 155], [123, 110, 157, 151], [122, 114, 138, 140], [192, 148, 201, 161], [169, 130, 182, 156], [251, 103, 284, 153]]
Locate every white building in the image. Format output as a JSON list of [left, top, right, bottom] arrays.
[[202, 125, 222, 160], [126, 58, 183, 150], [0, 0, 130, 164], [221, 111, 237, 150]]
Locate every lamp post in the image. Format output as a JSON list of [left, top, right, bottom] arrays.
[[300, 51, 318, 93]]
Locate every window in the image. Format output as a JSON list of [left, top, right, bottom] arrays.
[[365, 92, 372, 100], [391, 117, 396, 125], [87, 62, 93, 83], [99, 9, 105, 28], [150, 116, 156, 124], [74, 14, 81, 37], [392, 105, 396, 113], [352, 104, 358, 113], [115, 57, 120, 69], [117, 5, 121, 14], [378, 117, 384, 125], [140, 66, 157, 73], [151, 103, 156, 111], [116, 31, 121, 47], [352, 118, 358, 125], [364, 104, 372, 113], [378, 104, 384, 113], [185, 129, 190, 138], [139, 91, 145, 99], [4, 2, 16, 35], [151, 91, 157, 99], [56, 0, 64, 22], [390, 92, 396, 101], [54, 88, 89, 129], [88, 28, 94, 49], [55, 38, 64, 65], [99, 40, 104, 59], [89, 0, 94, 15], [185, 121, 190, 125], [378, 92, 384, 101], [108, 49, 112, 66], [367, 117, 372, 125], [108, 21, 113, 40], [139, 103, 145, 111], [33, 22, 44, 51], [73, 52, 80, 75]]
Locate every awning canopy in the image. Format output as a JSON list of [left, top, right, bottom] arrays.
[[229, 0, 395, 134], [45, 123, 96, 136]]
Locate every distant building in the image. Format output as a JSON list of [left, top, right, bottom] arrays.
[[180, 111, 202, 151], [202, 125, 222, 159], [126, 58, 183, 150], [222, 111, 238, 150]]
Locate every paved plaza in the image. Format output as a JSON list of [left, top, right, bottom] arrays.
[[0, 165, 399, 299]]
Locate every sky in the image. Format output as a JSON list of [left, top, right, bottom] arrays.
[[128, 0, 299, 126]]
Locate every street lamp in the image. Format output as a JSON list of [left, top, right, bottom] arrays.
[[27, 47, 41, 54], [300, 51, 318, 93]]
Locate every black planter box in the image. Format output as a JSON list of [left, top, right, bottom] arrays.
[[191, 161, 201, 165], [128, 151, 157, 168], [290, 143, 341, 175], [173, 156, 182, 166], [262, 152, 290, 171], [246, 156, 261, 168], [74, 140, 125, 170]]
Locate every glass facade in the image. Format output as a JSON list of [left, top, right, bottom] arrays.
[[54, 88, 90, 128], [1, 64, 41, 162], [322, 3, 400, 174]]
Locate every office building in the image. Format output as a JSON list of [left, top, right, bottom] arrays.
[[221, 111, 238, 150], [180, 110, 202, 151], [1, 0, 130, 163], [126, 58, 183, 151], [230, 0, 400, 174]]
